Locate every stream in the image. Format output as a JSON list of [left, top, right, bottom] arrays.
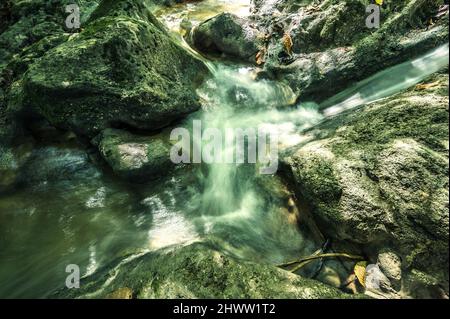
[[0, 0, 448, 299]]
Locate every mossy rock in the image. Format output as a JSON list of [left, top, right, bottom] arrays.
[[93, 128, 174, 182], [281, 73, 449, 298], [257, 0, 448, 101], [22, 0, 209, 138], [189, 13, 262, 62], [55, 242, 358, 299]]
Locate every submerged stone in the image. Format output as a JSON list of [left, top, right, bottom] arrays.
[[0, 143, 32, 192]]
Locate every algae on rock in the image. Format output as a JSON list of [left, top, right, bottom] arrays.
[[56, 243, 359, 299], [22, 0, 209, 138], [281, 73, 449, 298]]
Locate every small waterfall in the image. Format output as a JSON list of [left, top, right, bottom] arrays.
[[184, 65, 322, 261], [188, 43, 449, 261], [196, 66, 316, 213]]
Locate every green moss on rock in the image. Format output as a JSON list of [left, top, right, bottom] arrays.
[[55, 243, 357, 299], [93, 128, 174, 182], [21, 0, 209, 138], [281, 73, 449, 298]]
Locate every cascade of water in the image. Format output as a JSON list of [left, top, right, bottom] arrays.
[[192, 43, 449, 259]]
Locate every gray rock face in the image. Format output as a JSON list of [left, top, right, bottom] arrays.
[[20, 0, 209, 138], [187, 1, 448, 101], [93, 128, 174, 182], [280, 74, 449, 298], [56, 243, 357, 299], [256, 0, 448, 101], [189, 13, 262, 62], [256, 0, 369, 54]]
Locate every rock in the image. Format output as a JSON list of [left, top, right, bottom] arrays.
[[1, 0, 99, 78], [315, 264, 343, 289], [365, 264, 397, 298], [151, 0, 195, 7], [280, 73, 449, 298], [0, 142, 33, 193], [106, 287, 133, 299], [0, 0, 94, 73], [22, 0, 209, 138], [403, 268, 449, 298], [86, 0, 163, 27], [263, 0, 369, 54], [93, 128, 174, 182], [55, 243, 357, 299], [189, 13, 262, 62], [377, 249, 402, 284], [278, 23, 448, 102], [18, 145, 102, 186], [251, 0, 449, 101], [1, 1, 101, 149]]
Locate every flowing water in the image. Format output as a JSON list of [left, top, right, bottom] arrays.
[[0, 0, 448, 299], [321, 43, 450, 116]]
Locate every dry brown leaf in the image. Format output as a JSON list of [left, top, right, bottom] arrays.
[[345, 274, 359, 294], [354, 261, 368, 287], [256, 48, 266, 65], [415, 81, 440, 91], [283, 32, 293, 56]]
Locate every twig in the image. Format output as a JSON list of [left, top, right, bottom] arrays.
[[278, 253, 365, 273]]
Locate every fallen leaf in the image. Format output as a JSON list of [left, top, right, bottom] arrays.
[[256, 48, 266, 65], [283, 32, 293, 56], [415, 81, 440, 91], [354, 261, 368, 287], [345, 274, 359, 294]]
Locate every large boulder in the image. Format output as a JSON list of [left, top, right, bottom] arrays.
[[22, 0, 209, 138], [189, 13, 263, 62], [93, 128, 174, 182], [55, 242, 356, 299], [280, 73, 449, 298], [1, 0, 100, 149]]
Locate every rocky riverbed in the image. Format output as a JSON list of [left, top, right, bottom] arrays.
[[0, 0, 448, 299]]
